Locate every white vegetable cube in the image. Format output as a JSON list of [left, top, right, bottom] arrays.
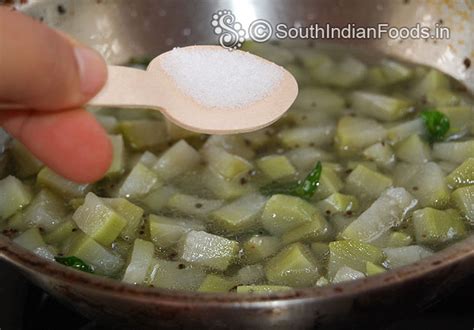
[[278, 126, 335, 148], [152, 140, 201, 181], [383, 245, 433, 268], [122, 239, 155, 285], [118, 162, 161, 199], [72, 193, 127, 246], [432, 140, 474, 164], [342, 187, 417, 242], [178, 231, 239, 271], [210, 193, 267, 234], [148, 214, 204, 249], [0, 175, 32, 220], [166, 193, 223, 218], [148, 259, 206, 291], [65, 232, 124, 275], [362, 142, 395, 169], [332, 266, 366, 283], [395, 162, 450, 208], [13, 227, 46, 251], [256, 155, 296, 180], [20, 189, 68, 232]]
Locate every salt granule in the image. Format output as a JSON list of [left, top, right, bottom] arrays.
[[160, 47, 284, 109]]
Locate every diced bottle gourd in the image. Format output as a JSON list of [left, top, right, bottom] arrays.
[[72, 193, 127, 246]]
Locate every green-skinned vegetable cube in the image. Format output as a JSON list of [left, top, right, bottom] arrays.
[[336, 116, 386, 155], [411, 69, 450, 99], [387, 118, 426, 144], [395, 134, 431, 163], [242, 235, 281, 264], [44, 218, 77, 246], [344, 165, 393, 203], [362, 142, 395, 169], [64, 232, 124, 275], [72, 193, 127, 246], [261, 194, 320, 236], [433, 140, 474, 164], [103, 197, 144, 241], [395, 162, 450, 208], [312, 166, 343, 200], [257, 155, 296, 180], [452, 185, 474, 224], [413, 208, 466, 246], [278, 126, 335, 149], [387, 231, 413, 247], [119, 120, 167, 150], [292, 87, 345, 113], [236, 264, 265, 285], [265, 243, 318, 287], [105, 134, 125, 177], [350, 91, 413, 122], [316, 192, 359, 216], [147, 259, 206, 291], [167, 193, 223, 218], [342, 187, 417, 243], [210, 193, 266, 234], [365, 261, 386, 276], [148, 214, 204, 249], [198, 274, 237, 293], [118, 162, 162, 199], [10, 140, 43, 178], [327, 240, 384, 278], [122, 238, 155, 285], [0, 175, 32, 220], [446, 158, 474, 189], [178, 231, 239, 271], [203, 146, 253, 180], [281, 213, 330, 244], [37, 167, 91, 198], [202, 167, 254, 200], [142, 186, 176, 213], [153, 140, 201, 181], [236, 285, 292, 294]]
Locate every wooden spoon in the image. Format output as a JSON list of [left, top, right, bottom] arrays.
[[89, 45, 298, 134]]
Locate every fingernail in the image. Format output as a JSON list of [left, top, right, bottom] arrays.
[[74, 46, 107, 96]]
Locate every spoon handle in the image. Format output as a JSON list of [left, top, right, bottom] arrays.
[[88, 65, 160, 110]]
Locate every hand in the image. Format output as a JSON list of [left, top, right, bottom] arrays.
[[0, 7, 112, 183]]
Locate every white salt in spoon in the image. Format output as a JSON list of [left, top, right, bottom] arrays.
[[89, 45, 298, 134]]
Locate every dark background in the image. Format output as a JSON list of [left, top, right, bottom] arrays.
[[0, 260, 472, 330]]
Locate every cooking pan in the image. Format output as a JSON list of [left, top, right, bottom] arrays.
[[0, 0, 473, 328]]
